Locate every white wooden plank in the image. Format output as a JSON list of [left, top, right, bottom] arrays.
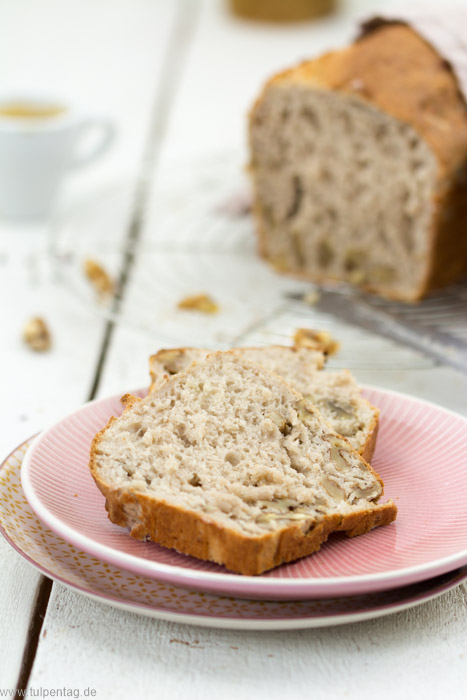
[[29, 583, 467, 699], [0, 0, 179, 689], [0, 548, 42, 693], [0, 202, 110, 696]]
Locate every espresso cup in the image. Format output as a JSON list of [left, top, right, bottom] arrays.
[[0, 96, 115, 219]]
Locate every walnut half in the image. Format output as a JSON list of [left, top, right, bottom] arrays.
[[83, 258, 115, 299], [22, 317, 51, 352], [177, 293, 219, 314], [293, 328, 340, 356]]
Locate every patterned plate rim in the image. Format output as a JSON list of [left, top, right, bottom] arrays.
[[20, 386, 467, 599], [2, 438, 467, 630]]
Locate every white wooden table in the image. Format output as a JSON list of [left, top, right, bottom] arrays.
[[1, 0, 467, 697]]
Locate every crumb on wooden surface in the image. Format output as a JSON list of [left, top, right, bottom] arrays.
[[169, 638, 205, 648], [83, 258, 115, 299], [22, 317, 51, 352], [177, 293, 219, 314], [303, 290, 320, 306], [293, 327, 340, 356]]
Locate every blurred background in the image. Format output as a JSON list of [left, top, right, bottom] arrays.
[[2, 0, 467, 457], [0, 0, 392, 195]]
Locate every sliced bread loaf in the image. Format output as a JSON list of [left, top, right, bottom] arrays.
[[249, 23, 467, 301], [90, 353, 396, 575], [149, 346, 378, 460]]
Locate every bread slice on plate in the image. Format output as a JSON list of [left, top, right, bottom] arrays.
[[149, 346, 378, 461], [90, 352, 396, 575]]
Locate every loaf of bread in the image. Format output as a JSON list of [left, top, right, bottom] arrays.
[[249, 21, 467, 301], [149, 346, 378, 460], [90, 352, 396, 575]]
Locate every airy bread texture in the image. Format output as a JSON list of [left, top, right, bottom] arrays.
[[249, 23, 467, 301], [149, 346, 325, 388], [91, 353, 396, 575], [149, 346, 378, 460]]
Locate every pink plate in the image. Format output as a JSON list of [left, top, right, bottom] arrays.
[[21, 386, 467, 600], [3, 439, 467, 629]]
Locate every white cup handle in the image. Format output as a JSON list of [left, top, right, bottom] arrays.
[[71, 117, 116, 169]]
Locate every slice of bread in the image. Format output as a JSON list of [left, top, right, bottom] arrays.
[[90, 352, 396, 575], [149, 346, 378, 461]]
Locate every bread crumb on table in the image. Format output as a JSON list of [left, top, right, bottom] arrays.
[[177, 293, 219, 314], [22, 317, 51, 352], [293, 327, 340, 356], [303, 290, 320, 306], [83, 258, 115, 299]]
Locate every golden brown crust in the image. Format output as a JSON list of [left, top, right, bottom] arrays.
[[120, 394, 141, 409], [148, 348, 197, 392], [360, 405, 379, 463], [338, 501, 396, 537], [422, 171, 467, 293], [269, 24, 467, 174], [250, 23, 467, 300], [89, 396, 396, 576], [90, 472, 397, 575]]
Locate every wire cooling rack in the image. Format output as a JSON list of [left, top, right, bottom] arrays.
[[48, 154, 467, 373]]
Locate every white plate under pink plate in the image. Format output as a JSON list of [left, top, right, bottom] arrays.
[[21, 386, 467, 600], [4, 440, 467, 629]]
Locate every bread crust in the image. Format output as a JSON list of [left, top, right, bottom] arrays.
[[250, 23, 467, 301], [360, 404, 379, 462], [148, 347, 207, 392], [89, 394, 395, 576]]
